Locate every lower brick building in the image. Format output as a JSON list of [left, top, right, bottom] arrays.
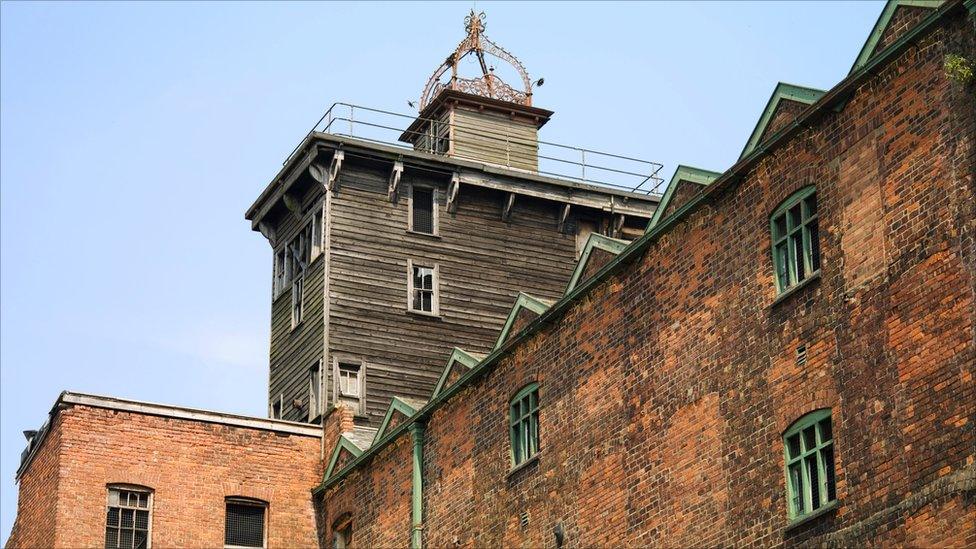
[[6, 1, 975, 547]]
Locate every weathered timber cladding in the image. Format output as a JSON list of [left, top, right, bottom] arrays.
[[268, 187, 325, 423], [319, 8, 976, 547], [453, 106, 539, 171], [328, 162, 578, 423]]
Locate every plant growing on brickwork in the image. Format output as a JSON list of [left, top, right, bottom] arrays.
[[944, 54, 973, 85]]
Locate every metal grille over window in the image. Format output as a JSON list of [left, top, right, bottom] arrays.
[[412, 266, 435, 312], [224, 500, 266, 548], [412, 188, 434, 234], [509, 383, 540, 467], [783, 410, 837, 520], [105, 487, 150, 549], [771, 188, 820, 294]]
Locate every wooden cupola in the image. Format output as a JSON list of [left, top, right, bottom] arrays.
[[399, 10, 552, 172]]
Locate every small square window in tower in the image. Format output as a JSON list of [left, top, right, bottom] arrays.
[[411, 187, 435, 235], [334, 361, 365, 416]]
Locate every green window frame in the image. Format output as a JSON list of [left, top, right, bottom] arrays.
[[783, 409, 837, 521], [509, 383, 540, 467], [770, 187, 820, 294]]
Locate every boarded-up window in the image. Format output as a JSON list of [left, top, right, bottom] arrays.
[[224, 499, 266, 548], [411, 188, 435, 234], [105, 486, 151, 549]]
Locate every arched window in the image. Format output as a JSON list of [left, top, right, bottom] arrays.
[[105, 484, 153, 549], [770, 187, 820, 294], [509, 383, 540, 467], [332, 513, 353, 549], [783, 409, 837, 520], [224, 497, 267, 548]]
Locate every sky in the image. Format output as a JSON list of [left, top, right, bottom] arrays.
[[0, 1, 884, 542]]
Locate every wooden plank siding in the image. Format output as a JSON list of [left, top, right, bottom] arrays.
[[327, 159, 578, 423], [268, 187, 326, 423], [452, 106, 539, 172]]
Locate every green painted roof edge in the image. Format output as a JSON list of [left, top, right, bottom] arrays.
[[564, 233, 630, 295], [492, 293, 552, 350], [373, 397, 421, 442], [850, 0, 944, 74], [739, 82, 826, 161], [311, 0, 964, 497], [647, 165, 722, 230], [323, 435, 363, 480], [430, 348, 483, 398]]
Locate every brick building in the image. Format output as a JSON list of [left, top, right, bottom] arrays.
[[6, 1, 975, 547]]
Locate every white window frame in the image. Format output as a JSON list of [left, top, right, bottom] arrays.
[[408, 184, 438, 236], [308, 359, 323, 422], [332, 357, 366, 416], [106, 484, 154, 549], [223, 497, 267, 549], [406, 260, 439, 316], [291, 273, 305, 330], [272, 206, 322, 300], [270, 394, 283, 420]]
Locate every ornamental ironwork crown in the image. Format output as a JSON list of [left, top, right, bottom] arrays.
[[418, 10, 535, 110]]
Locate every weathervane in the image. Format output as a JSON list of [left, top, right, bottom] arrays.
[[417, 10, 541, 110]]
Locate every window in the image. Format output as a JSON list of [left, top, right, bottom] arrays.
[[272, 212, 321, 299], [407, 261, 438, 315], [224, 498, 266, 549], [509, 383, 540, 467], [270, 394, 283, 420], [410, 186, 436, 235], [783, 409, 837, 521], [308, 360, 323, 422], [771, 188, 820, 294], [334, 360, 365, 415], [105, 486, 151, 549], [291, 274, 305, 329], [332, 514, 353, 549]]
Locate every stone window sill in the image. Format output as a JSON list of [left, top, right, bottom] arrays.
[[770, 270, 821, 309], [785, 499, 839, 531]]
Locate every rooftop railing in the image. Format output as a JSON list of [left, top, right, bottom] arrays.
[[285, 102, 666, 196]]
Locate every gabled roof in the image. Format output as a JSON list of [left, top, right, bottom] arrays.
[[647, 165, 722, 230], [739, 83, 826, 160], [850, 0, 944, 74], [374, 396, 427, 441], [431, 348, 485, 398], [493, 293, 553, 349], [324, 425, 377, 479], [565, 234, 630, 295]]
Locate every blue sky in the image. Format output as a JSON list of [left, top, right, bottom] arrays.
[[0, 1, 883, 541]]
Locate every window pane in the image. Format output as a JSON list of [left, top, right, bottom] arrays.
[[529, 412, 538, 456], [412, 188, 434, 234], [789, 463, 804, 516], [773, 214, 787, 240], [134, 531, 148, 549], [804, 194, 817, 217], [806, 455, 821, 510], [108, 508, 120, 527], [808, 219, 821, 272], [788, 204, 802, 230], [225, 502, 266, 548], [818, 417, 832, 443], [787, 434, 801, 460], [822, 445, 837, 502], [776, 242, 790, 290], [511, 424, 521, 464], [121, 509, 134, 528], [791, 232, 806, 281], [802, 426, 817, 452], [106, 527, 119, 549], [135, 510, 149, 530], [120, 530, 133, 548]]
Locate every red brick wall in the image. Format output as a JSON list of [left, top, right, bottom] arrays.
[[659, 179, 706, 221], [7, 404, 322, 548], [318, 7, 975, 548], [6, 416, 62, 548]]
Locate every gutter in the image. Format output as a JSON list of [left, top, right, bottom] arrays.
[[312, 0, 966, 494]]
